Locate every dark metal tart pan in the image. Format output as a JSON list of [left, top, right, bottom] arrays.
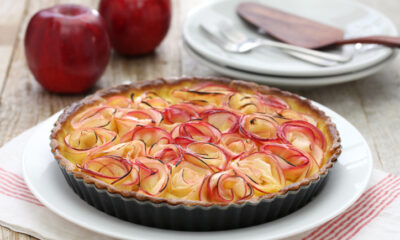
[[58, 158, 330, 231]]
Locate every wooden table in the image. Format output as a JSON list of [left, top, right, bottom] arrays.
[[1, 0, 399, 239]]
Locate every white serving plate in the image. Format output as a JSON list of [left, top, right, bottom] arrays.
[[183, 0, 397, 77], [184, 41, 397, 87], [23, 101, 372, 240]]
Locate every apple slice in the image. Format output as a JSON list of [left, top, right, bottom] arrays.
[[172, 88, 225, 105], [185, 142, 229, 171], [124, 109, 163, 125], [277, 109, 317, 126], [149, 143, 183, 167], [225, 92, 259, 114], [219, 133, 257, 159], [80, 155, 132, 183], [106, 95, 134, 108], [70, 106, 116, 129], [92, 140, 146, 161], [230, 152, 285, 194], [169, 160, 211, 199], [279, 120, 326, 166], [171, 121, 221, 146], [239, 113, 279, 141], [121, 126, 172, 150], [200, 109, 239, 133], [199, 170, 253, 202], [256, 93, 289, 112], [112, 164, 140, 191], [135, 157, 169, 196], [261, 143, 319, 182], [64, 127, 117, 154], [136, 91, 169, 109], [163, 103, 199, 124], [225, 92, 288, 114]]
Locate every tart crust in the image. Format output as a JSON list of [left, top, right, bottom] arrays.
[[50, 77, 341, 207]]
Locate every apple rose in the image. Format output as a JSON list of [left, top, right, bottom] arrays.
[[261, 143, 319, 183], [200, 109, 239, 134], [172, 88, 226, 106], [135, 157, 169, 196], [230, 152, 285, 194], [184, 142, 229, 172], [225, 92, 288, 114], [136, 91, 169, 109], [278, 120, 326, 166], [63, 128, 117, 161], [70, 106, 116, 130], [105, 95, 135, 108], [220, 133, 257, 159], [168, 161, 211, 200], [171, 121, 222, 146], [80, 155, 132, 185], [199, 169, 253, 203], [239, 113, 279, 141], [162, 103, 200, 124]]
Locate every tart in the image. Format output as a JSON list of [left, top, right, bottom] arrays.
[[51, 77, 341, 230]]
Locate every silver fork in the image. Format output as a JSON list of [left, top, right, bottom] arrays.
[[200, 23, 352, 66]]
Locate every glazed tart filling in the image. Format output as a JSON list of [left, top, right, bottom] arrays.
[[53, 80, 337, 204]]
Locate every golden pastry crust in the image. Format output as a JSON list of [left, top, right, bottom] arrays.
[[51, 77, 341, 207]]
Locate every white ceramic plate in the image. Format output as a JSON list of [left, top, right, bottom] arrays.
[[23, 102, 372, 240], [184, 42, 397, 87], [183, 0, 397, 77]]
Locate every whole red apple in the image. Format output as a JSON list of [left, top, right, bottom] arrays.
[[24, 4, 110, 94], [99, 0, 171, 56]]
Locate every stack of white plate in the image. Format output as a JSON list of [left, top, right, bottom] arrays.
[[183, 0, 398, 87]]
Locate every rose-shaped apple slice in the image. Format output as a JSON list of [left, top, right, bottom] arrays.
[[261, 143, 319, 183], [106, 94, 134, 108], [171, 121, 221, 146], [256, 93, 289, 113], [80, 155, 132, 184], [199, 170, 253, 203], [168, 160, 211, 199], [172, 88, 225, 106], [279, 120, 326, 166], [115, 109, 163, 136], [200, 109, 239, 134], [225, 92, 259, 114], [70, 106, 116, 129], [276, 109, 317, 126], [121, 126, 173, 150], [220, 133, 257, 159], [64, 128, 117, 161], [239, 113, 279, 141], [185, 142, 229, 172], [91, 140, 146, 161], [163, 103, 200, 124], [225, 93, 288, 114], [136, 91, 169, 109], [230, 152, 285, 194], [149, 143, 183, 167], [135, 157, 169, 196]]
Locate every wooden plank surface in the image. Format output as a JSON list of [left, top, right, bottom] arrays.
[[0, 0, 399, 239]]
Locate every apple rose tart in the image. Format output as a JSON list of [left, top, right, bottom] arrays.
[[51, 77, 340, 230]]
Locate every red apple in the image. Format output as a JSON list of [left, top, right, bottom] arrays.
[[99, 0, 171, 56], [24, 4, 110, 94]]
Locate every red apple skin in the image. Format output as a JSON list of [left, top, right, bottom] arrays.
[[99, 0, 171, 56], [24, 4, 110, 94]]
